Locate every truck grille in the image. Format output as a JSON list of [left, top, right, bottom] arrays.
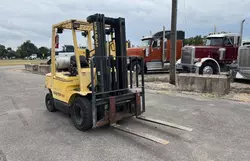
[[238, 46, 250, 68], [181, 47, 193, 64]]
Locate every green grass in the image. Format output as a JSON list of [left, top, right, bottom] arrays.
[[0, 59, 47, 66]]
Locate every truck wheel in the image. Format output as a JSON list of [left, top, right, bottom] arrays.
[[131, 60, 146, 74], [199, 62, 218, 75], [71, 96, 93, 131], [131, 61, 141, 73], [45, 93, 57, 112]]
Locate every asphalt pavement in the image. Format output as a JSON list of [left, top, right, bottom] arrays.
[[0, 66, 250, 161]]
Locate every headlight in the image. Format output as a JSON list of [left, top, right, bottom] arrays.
[[194, 58, 201, 62]]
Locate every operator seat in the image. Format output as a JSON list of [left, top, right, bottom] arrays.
[[70, 55, 89, 67], [69, 55, 89, 76]]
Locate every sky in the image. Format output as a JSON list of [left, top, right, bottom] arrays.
[[0, 0, 250, 50]]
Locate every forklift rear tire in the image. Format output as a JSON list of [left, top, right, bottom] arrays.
[[71, 96, 93, 131], [45, 93, 57, 112]]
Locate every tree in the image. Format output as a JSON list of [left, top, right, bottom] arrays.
[[6, 47, 16, 59], [14, 51, 21, 58], [16, 40, 38, 58], [0, 45, 7, 59], [184, 35, 204, 46], [38, 46, 49, 59]]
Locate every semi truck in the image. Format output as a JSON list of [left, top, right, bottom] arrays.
[[229, 40, 250, 80], [177, 20, 246, 75], [127, 30, 185, 73]]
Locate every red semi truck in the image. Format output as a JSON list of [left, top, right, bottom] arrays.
[[127, 30, 185, 73], [177, 18, 248, 75], [177, 32, 242, 74]]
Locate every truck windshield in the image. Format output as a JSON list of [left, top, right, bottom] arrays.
[[140, 39, 151, 47], [205, 37, 224, 46]]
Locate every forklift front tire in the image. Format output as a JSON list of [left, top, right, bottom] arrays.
[[71, 96, 93, 131], [45, 93, 57, 112], [131, 60, 143, 74]]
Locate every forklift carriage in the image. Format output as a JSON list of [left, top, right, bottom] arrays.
[[45, 13, 192, 145]]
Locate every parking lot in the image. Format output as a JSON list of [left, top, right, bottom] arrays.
[[0, 66, 250, 161]]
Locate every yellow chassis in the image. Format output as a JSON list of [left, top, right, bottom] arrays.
[[45, 20, 96, 104], [45, 19, 129, 104]]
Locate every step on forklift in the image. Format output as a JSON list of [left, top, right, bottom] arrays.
[[45, 13, 192, 145]]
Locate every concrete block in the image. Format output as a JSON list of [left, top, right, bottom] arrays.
[[177, 73, 230, 95], [24, 64, 38, 72], [38, 65, 51, 75], [40, 63, 48, 65], [33, 65, 38, 71], [24, 64, 32, 71]]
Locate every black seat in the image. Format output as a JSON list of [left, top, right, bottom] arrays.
[[69, 55, 89, 76], [70, 55, 89, 68]]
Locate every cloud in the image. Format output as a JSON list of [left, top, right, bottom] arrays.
[[0, 0, 250, 49]]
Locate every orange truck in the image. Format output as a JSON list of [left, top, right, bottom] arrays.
[[127, 30, 185, 73]]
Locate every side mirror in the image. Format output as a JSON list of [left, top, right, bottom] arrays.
[[157, 40, 161, 47], [145, 47, 149, 57]]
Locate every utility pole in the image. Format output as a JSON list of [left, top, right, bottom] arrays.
[[170, 0, 177, 85], [214, 24, 216, 34]]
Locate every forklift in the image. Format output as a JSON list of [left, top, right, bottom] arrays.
[[45, 13, 192, 145]]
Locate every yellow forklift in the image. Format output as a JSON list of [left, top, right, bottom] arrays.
[[45, 13, 192, 145]]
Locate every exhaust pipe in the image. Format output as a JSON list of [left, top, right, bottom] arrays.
[[239, 19, 245, 46]]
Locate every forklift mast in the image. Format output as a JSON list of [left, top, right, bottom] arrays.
[[87, 13, 128, 93]]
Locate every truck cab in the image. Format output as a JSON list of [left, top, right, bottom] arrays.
[[179, 32, 241, 74], [127, 30, 185, 73]]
